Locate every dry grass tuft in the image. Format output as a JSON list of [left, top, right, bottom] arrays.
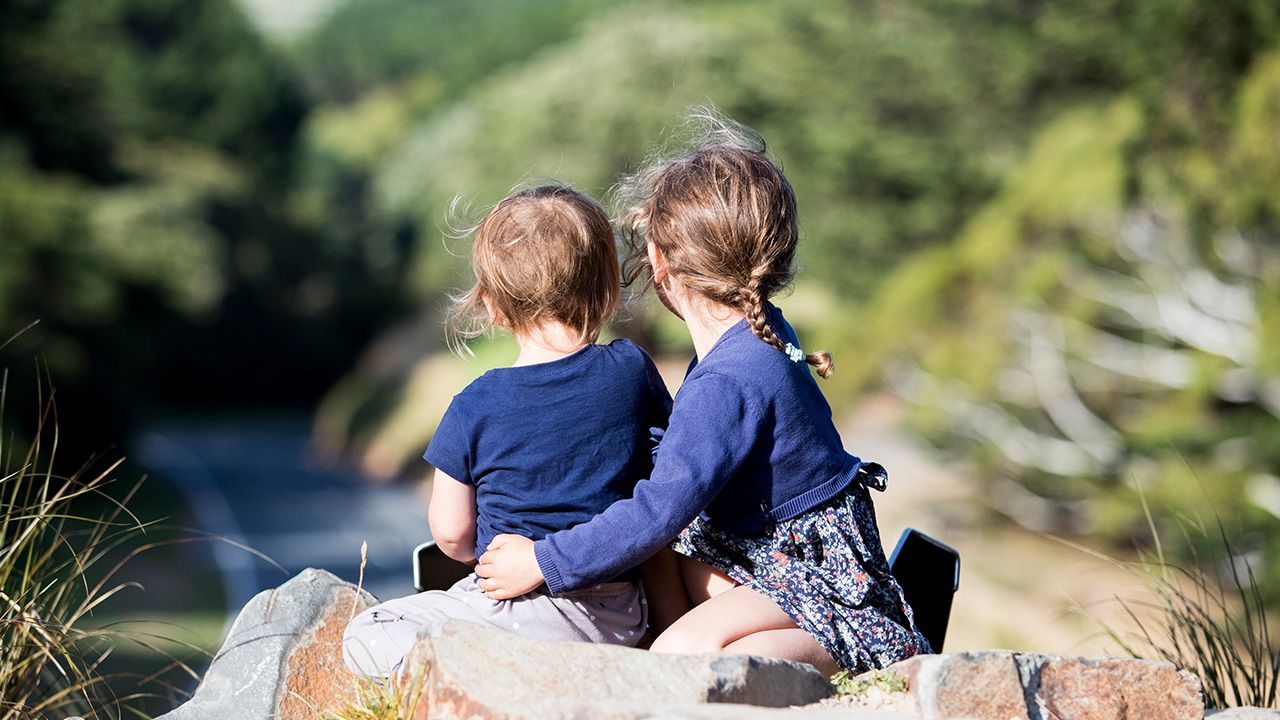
[[1, 332, 202, 719], [1071, 481, 1278, 709], [323, 663, 429, 720]]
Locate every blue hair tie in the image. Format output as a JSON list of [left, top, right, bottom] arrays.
[[783, 342, 805, 363]]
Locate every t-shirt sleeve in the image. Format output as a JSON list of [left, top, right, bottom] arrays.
[[640, 347, 674, 463], [533, 371, 757, 594], [423, 395, 474, 485]]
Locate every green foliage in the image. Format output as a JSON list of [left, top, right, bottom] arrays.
[[858, 20, 1280, 598], [322, 658, 427, 720], [4, 0, 1279, 631], [363, 0, 1004, 303], [299, 1, 1280, 543], [295, 0, 609, 105], [0, 0, 410, 456], [831, 668, 908, 697]]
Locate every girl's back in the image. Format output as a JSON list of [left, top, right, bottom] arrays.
[[675, 303, 855, 534]]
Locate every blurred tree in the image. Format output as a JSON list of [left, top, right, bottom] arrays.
[[0, 0, 405, 455], [3, 0, 1276, 597], [295, 0, 608, 104], [862, 31, 1280, 598]]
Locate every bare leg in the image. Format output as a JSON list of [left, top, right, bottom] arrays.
[[726, 629, 839, 675], [640, 548, 691, 636], [650, 585, 837, 674], [642, 551, 738, 636], [677, 553, 738, 605]]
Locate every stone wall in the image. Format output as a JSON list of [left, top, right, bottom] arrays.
[[156, 569, 1279, 720]]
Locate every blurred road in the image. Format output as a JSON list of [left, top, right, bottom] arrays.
[[134, 419, 429, 612]]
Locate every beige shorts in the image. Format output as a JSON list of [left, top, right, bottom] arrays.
[[342, 574, 647, 678]]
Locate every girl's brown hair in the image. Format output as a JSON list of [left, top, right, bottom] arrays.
[[449, 185, 620, 349], [616, 112, 833, 377]]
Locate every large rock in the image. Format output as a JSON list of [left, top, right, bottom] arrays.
[[560, 707, 918, 719], [157, 568, 374, 720], [896, 652, 1030, 719], [156, 571, 1216, 720], [830, 650, 1204, 720], [1033, 655, 1203, 720], [401, 620, 836, 719]]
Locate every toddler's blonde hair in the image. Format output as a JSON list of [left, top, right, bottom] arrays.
[[616, 111, 833, 377], [449, 185, 620, 348]]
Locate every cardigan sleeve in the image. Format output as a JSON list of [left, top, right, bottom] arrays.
[[534, 370, 757, 594]]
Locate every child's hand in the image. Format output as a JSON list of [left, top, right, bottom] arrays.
[[475, 534, 544, 599]]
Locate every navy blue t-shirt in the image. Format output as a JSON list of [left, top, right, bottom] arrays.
[[424, 339, 672, 563]]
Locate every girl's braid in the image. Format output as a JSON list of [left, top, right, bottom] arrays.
[[741, 268, 835, 378], [741, 269, 786, 353]]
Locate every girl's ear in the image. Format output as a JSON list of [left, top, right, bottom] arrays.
[[647, 240, 669, 287], [647, 240, 685, 320]]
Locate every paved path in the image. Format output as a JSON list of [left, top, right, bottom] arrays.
[[134, 419, 429, 611]]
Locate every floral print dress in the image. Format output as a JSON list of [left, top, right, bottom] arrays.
[[671, 462, 931, 672]]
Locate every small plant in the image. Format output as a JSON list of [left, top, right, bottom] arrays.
[[1073, 484, 1278, 709], [306, 539, 426, 720], [322, 664, 428, 720], [831, 668, 908, 697]]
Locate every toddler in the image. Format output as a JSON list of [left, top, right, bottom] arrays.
[[343, 185, 671, 678]]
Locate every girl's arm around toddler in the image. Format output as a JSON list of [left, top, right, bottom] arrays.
[[482, 370, 758, 597]]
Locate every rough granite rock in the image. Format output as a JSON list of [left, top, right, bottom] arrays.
[[896, 651, 1029, 719], [156, 568, 374, 720], [154, 569, 1220, 720], [584, 706, 919, 719], [402, 620, 836, 719], [819, 684, 920, 715], [1034, 655, 1203, 720], [834, 650, 1204, 720]]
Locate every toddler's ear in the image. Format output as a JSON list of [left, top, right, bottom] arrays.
[[481, 294, 507, 329]]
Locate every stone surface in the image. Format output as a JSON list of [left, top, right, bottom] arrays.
[[1034, 655, 1203, 720], [836, 650, 1204, 720], [157, 568, 375, 720], [592, 706, 919, 719], [156, 571, 1217, 720], [820, 684, 921, 715], [404, 620, 836, 719], [896, 651, 1028, 719]]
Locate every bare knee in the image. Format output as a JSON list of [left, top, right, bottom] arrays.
[[649, 623, 730, 655]]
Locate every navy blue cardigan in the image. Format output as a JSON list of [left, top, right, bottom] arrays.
[[534, 305, 873, 594]]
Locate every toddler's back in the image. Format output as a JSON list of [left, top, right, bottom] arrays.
[[425, 339, 671, 564]]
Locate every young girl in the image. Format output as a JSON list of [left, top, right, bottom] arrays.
[[476, 118, 930, 675], [343, 185, 672, 678]]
